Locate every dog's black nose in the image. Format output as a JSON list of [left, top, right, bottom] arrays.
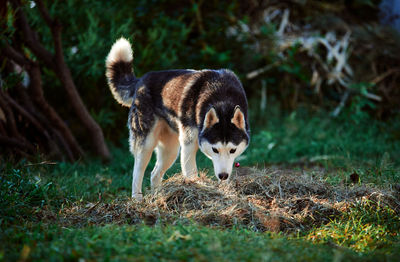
[[218, 173, 229, 180]]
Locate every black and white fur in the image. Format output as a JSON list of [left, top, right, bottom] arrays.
[[106, 38, 250, 200]]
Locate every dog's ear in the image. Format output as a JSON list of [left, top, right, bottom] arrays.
[[231, 106, 246, 131], [203, 107, 219, 130]]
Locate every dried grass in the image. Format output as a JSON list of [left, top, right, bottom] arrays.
[[54, 167, 400, 233]]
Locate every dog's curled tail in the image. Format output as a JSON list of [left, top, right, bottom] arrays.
[[105, 37, 136, 107]]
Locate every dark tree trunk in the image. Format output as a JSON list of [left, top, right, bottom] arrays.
[[2, 43, 82, 161], [3, 0, 111, 161]]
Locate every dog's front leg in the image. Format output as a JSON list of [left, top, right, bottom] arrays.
[[180, 141, 198, 178]]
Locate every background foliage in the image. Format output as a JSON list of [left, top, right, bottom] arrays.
[[3, 0, 399, 157]]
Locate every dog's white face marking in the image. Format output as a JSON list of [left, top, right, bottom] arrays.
[[199, 140, 247, 181]]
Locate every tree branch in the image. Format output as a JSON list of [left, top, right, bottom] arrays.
[[27, 63, 85, 158], [1, 44, 31, 66], [34, 0, 53, 26], [9, 0, 54, 67], [3, 43, 84, 160], [3, 93, 50, 139], [0, 134, 35, 152], [371, 67, 400, 85], [331, 89, 350, 117], [9, 0, 110, 161], [34, 0, 64, 62], [0, 121, 7, 136], [0, 92, 21, 138]]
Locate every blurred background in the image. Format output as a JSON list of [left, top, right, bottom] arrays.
[[1, 0, 400, 164]]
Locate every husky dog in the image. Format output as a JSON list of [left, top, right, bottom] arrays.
[[106, 38, 250, 200]]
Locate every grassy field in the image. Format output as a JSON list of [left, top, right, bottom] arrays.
[[1, 107, 400, 261]]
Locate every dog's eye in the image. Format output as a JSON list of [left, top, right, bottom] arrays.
[[212, 147, 219, 154], [230, 148, 236, 154]]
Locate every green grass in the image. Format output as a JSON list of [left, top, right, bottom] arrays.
[[1, 107, 400, 261], [306, 199, 400, 253], [3, 223, 398, 261], [247, 105, 400, 165], [245, 104, 400, 185]]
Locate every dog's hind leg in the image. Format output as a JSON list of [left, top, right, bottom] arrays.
[[130, 119, 163, 200], [131, 137, 157, 200], [151, 141, 179, 191], [150, 122, 180, 191]]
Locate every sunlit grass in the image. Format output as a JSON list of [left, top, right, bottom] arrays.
[[305, 199, 400, 253]]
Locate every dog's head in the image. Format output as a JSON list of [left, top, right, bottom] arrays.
[[199, 105, 249, 181]]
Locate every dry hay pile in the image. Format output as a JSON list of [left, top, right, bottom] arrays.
[[57, 167, 400, 233]]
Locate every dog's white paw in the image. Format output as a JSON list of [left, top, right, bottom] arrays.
[[132, 193, 143, 201], [183, 173, 199, 183], [183, 171, 198, 178]]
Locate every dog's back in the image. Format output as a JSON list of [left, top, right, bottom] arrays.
[[106, 44, 248, 132]]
